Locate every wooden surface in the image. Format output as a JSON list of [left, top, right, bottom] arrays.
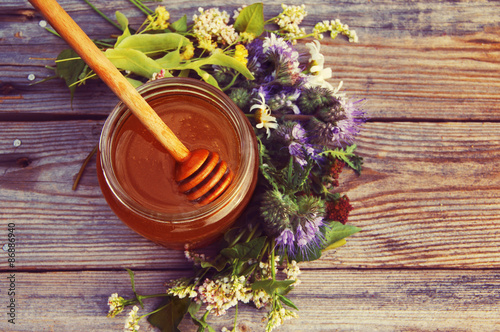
[[1, 0, 499, 331]]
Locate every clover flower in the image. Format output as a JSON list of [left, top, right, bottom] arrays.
[[250, 92, 278, 137], [107, 293, 126, 318], [193, 7, 239, 49], [313, 19, 358, 43], [123, 306, 140, 332]]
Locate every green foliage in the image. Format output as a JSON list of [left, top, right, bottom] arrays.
[[188, 304, 216, 332], [115, 33, 191, 54], [322, 221, 361, 250], [125, 268, 146, 308], [234, 3, 265, 37], [170, 15, 188, 33], [55, 49, 86, 101], [104, 48, 163, 78], [320, 144, 363, 173], [114, 11, 131, 47], [220, 236, 266, 260], [147, 296, 191, 332], [252, 279, 295, 296], [277, 293, 299, 310]]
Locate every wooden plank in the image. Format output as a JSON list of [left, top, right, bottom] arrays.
[[0, 120, 499, 270], [1, 1, 499, 119], [1, 269, 498, 331]]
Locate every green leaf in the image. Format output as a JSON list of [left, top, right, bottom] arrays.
[[203, 52, 254, 80], [193, 68, 220, 88], [323, 238, 346, 251], [125, 268, 144, 307], [277, 293, 299, 311], [148, 296, 190, 332], [155, 50, 182, 69], [55, 49, 86, 101], [126, 77, 145, 88], [252, 279, 295, 296], [170, 15, 188, 33], [104, 48, 162, 78], [115, 11, 131, 47], [234, 3, 264, 37], [175, 52, 254, 81], [320, 145, 363, 173], [220, 236, 266, 260], [200, 254, 228, 272], [322, 221, 361, 250], [115, 33, 191, 54]]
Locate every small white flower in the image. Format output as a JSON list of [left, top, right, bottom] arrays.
[[250, 93, 278, 138], [305, 40, 334, 90], [123, 306, 140, 332], [107, 293, 125, 318]]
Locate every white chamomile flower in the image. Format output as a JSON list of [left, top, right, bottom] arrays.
[[250, 93, 278, 138]]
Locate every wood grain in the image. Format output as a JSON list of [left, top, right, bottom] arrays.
[[1, 0, 499, 119], [1, 1, 499, 331], [0, 120, 499, 270], [1, 269, 498, 331]]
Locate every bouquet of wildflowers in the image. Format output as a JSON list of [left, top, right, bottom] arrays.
[[45, 2, 366, 331]]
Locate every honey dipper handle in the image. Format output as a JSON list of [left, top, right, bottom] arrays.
[[29, 0, 191, 162]]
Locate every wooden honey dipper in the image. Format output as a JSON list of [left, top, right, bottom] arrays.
[[29, 0, 233, 205]]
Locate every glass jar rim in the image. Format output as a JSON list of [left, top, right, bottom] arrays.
[[99, 77, 258, 223]]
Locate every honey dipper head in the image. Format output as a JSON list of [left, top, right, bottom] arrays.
[[175, 149, 234, 205]]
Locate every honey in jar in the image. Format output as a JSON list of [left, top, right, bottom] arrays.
[[97, 78, 259, 249]]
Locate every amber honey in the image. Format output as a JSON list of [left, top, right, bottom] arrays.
[[97, 78, 258, 249]]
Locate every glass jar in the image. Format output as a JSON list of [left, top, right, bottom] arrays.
[[97, 77, 259, 250]]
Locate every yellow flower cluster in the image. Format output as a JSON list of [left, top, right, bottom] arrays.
[[147, 6, 170, 30], [234, 44, 248, 65]]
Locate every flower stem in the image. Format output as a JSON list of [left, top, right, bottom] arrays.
[[83, 0, 122, 31], [232, 303, 239, 331], [221, 73, 240, 92], [72, 144, 98, 190], [270, 240, 276, 280], [138, 293, 170, 300], [128, 0, 153, 15]]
